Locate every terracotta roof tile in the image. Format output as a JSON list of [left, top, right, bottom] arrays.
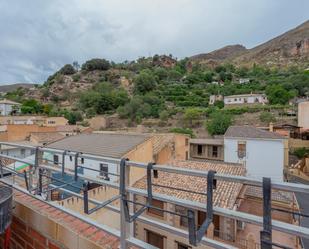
[[13, 191, 119, 248], [133, 159, 245, 209]]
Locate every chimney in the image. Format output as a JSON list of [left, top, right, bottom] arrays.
[[269, 122, 274, 132]]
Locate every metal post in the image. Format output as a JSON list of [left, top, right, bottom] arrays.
[[38, 168, 43, 195], [260, 177, 272, 249], [120, 158, 130, 249], [83, 181, 89, 214], [74, 152, 79, 181], [24, 170, 29, 191], [188, 210, 197, 246], [62, 150, 66, 177]]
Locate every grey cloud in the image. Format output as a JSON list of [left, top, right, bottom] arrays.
[[0, 0, 308, 84]]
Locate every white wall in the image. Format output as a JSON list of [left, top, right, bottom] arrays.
[[224, 138, 284, 181], [0, 104, 20, 116], [224, 95, 267, 105], [43, 152, 119, 182], [0, 147, 35, 158]]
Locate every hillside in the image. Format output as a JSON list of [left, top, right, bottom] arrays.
[[190, 44, 247, 65], [190, 20, 309, 67], [3, 21, 309, 136], [0, 83, 35, 93]]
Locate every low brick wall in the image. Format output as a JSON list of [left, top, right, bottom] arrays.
[[0, 216, 62, 249]]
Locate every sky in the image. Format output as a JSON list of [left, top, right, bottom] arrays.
[[0, 0, 308, 84]]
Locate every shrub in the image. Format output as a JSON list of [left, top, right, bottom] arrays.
[[59, 64, 76, 75], [72, 74, 81, 82], [133, 70, 157, 94], [183, 108, 202, 127], [159, 110, 169, 122], [206, 112, 232, 135], [259, 112, 276, 123], [293, 147, 309, 159], [169, 127, 195, 138], [81, 58, 110, 71]]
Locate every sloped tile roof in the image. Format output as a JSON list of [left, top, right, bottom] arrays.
[[14, 190, 119, 248], [133, 159, 245, 209], [46, 133, 151, 158], [152, 134, 174, 155], [225, 126, 285, 139]]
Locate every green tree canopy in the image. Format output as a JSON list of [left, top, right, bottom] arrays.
[[81, 58, 110, 71], [133, 70, 157, 94], [205, 112, 232, 135]]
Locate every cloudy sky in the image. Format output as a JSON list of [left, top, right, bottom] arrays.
[[0, 0, 308, 84]]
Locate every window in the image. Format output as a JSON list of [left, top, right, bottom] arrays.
[[146, 230, 164, 249], [212, 146, 218, 158], [185, 138, 189, 146], [175, 205, 188, 228], [53, 155, 59, 165], [81, 158, 84, 164], [197, 145, 203, 155], [21, 149, 25, 156], [237, 141, 246, 158], [69, 156, 72, 162], [147, 199, 164, 217], [99, 163, 109, 181], [176, 242, 191, 249]]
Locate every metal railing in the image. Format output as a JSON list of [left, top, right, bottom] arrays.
[[0, 142, 309, 249]]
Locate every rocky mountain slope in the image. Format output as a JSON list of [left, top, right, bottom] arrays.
[[0, 83, 35, 93], [190, 20, 309, 67]]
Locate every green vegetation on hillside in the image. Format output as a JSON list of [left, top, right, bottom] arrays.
[[4, 56, 309, 130]]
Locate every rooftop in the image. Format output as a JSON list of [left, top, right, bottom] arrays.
[[225, 125, 285, 140], [133, 159, 245, 209], [13, 190, 120, 248], [0, 99, 21, 105], [30, 132, 65, 144], [189, 138, 224, 145], [46, 133, 151, 158], [224, 93, 266, 98]]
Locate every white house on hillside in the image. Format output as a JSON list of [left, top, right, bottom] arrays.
[[224, 93, 268, 106], [224, 126, 286, 181], [0, 99, 21, 115]]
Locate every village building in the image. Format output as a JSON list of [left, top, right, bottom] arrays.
[[0, 99, 21, 116], [298, 101, 309, 130], [224, 126, 288, 181], [238, 78, 250, 84], [132, 160, 299, 249], [224, 93, 268, 106], [189, 138, 224, 161], [0, 115, 68, 126], [208, 95, 223, 105]]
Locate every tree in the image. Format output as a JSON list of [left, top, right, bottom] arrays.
[[213, 100, 224, 109], [206, 112, 232, 135], [21, 99, 43, 114], [59, 64, 76, 75], [266, 85, 294, 105], [133, 70, 157, 94], [183, 108, 202, 127], [64, 111, 83, 125], [81, 58, 110, 71]]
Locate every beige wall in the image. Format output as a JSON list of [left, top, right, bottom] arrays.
[[45, 117, 68, 126], [125, 137, 154, 185], [6, 124, 56, 141], [289, 138, 309, 150], [174, 134, 189, 160], [298, 101, 309, 129]]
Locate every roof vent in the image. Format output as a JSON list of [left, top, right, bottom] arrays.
[[0, 185, 13, 234]]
